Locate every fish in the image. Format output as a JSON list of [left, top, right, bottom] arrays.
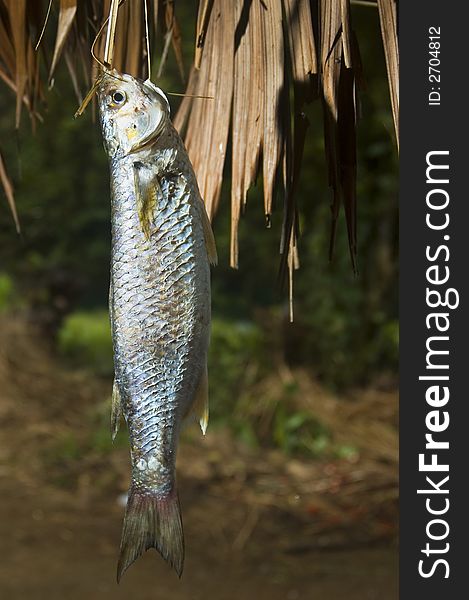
[[97, 70, 217, 582]]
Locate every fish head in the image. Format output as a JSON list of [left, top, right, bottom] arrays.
[[97, 70, 170, 158]]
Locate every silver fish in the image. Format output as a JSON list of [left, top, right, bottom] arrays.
[[97, 70, 217, 581]]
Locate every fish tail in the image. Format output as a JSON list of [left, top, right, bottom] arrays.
[[117, 486, 184, 582]]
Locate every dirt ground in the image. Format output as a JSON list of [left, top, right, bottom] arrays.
[[0, 318, 398, 599]]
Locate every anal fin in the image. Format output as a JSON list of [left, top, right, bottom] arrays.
[[111, 379, 123, 441], [184, 366, 209, 435]]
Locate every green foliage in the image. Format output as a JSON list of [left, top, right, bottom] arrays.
[[208, 317, 265, 423], [272, 406, 359, 459], [0, 272, 14, 311], [273, 407, 328, 455], [50, 432, 83, 462], [58, 310, 113, 375]]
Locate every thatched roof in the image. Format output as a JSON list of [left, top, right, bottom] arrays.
[[0, 0, 398, 287]]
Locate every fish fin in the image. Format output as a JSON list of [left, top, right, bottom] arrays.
[[184, 365, 209, 435], [117, 487, 184, 582], [133, 162, 160, 240], [199, 200, 218, 266], [111, 379, 122, 441]]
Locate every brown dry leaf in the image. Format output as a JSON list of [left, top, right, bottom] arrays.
[[94, 0, 112, 71], [172, 66, 198, 134], [281, 0, 317, 286], [377, 0, 399, 148], [279, 111, 308, 284], [0, 15, 16, 76], [112, 0, 129, 73], [182, 26, 212, 189], [184, 0, 234, 220], [125, 0, 142, 76], [283, 0, 317, 100], [26, 39, 37, 130], [0, 150, 20, 233], [7, 0, 27, 128], [320, 0, 341, 258], [25, 0, 46, 119], [205, 1, 234, 219], [230, 0, 252, 267], [337, 62, 357, 269], [319, 0, 359, 271], [49, 0, 78, 82], [195, 0, 214, 69], [340, 0, 352, 68], [320, 0, 341, 121], [262, 0, 285, 219], [164, 1, 185, 82], [242, 0, 264, 203], [0, 67, 42, 122]]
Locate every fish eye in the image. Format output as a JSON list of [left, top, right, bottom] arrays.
[[110, 90, 126, 106]]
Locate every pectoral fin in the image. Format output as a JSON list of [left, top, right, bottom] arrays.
[[111, 379, 123, 441], [133, 162, 161, 240], [199, 200, 218, 266]]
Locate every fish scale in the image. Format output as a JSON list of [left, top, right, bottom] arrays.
[[97, 71, 216, 580]]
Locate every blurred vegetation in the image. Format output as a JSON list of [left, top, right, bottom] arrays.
[[0, 7, 397, 456], [58, 310, 113, 375], [0, 272, 14, 311]]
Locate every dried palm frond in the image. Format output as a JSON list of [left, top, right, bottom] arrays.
[[377, 0, 398, 148], [179, 0, 235, 222], [0, 0, 399, 285], [318, 0, 362, 272], [49, 0, 78, 83], [0, 150, 20, 233]]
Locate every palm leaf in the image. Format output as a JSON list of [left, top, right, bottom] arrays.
[[0, 0, 399, 281], [377, 0, 399, 148]]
